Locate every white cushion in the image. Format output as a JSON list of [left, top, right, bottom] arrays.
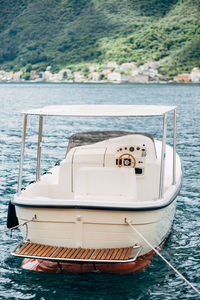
[[74, 167, 137, 202]]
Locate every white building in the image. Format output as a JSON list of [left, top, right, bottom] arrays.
[[189, 67, 200, 83], [107, 72, 122, 82]]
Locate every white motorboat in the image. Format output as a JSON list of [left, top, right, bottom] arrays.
[[8, 105, 182, 273]]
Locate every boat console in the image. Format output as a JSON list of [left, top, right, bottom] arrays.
[[71, 133, 157, 172], [57, 133, 160, 201]]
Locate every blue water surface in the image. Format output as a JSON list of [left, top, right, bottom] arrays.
[[0, 83, 199, 299]]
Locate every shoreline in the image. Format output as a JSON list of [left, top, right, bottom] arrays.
[[1, 61, 200, 84], [0, 80, 199, 85]]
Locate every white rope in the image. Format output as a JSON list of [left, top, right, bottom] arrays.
[[126, 219, 200, 296]]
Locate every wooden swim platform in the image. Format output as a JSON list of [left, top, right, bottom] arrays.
[[12, 241, 142, 263]]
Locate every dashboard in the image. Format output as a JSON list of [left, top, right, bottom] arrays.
[[115, 144, 147, 175], [72, 134, 157, 178]]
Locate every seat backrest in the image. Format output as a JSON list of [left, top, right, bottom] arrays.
[[74, 167, 137, 202]]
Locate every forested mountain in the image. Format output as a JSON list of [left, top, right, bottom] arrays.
[[0, 0, 199, 76]]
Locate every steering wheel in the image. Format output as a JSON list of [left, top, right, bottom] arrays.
[[117, 153, 136, 168]]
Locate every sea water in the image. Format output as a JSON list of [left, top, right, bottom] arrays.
[[0, 83, 199, 299]]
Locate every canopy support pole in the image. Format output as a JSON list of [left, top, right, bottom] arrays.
[[159, 113, 167, 199], [173, 109, 176, 185], [17, 114, 27, 194], [36, 115, 43, 181]]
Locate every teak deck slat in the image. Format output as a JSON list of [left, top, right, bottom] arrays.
[[100, 248, 110, 260], [79, 249, 89, 259], [41, 245, 56, 257], [61, 248, 74, 258], [119, 248, 129, 260], [29, 244, 44, 256], [123, 248, 131, 259], [22, 243, 35, 254], [36, 245, 50, 257], [60, 247, 71, 258], [76, 248, 86, 259], [114, 248, 124, 260], [95, 249, 105, 260], [124, 247, 133, 260], [91, 249, 101, 259], [110, 248, 120, 260], [118, 248, 126, 260], [45, 246, 58, 257], [55, 247, 69, 258], [24, 243, 41, 255], [14, 242, 138, 262], [64, 248, 77, 258], [53, 247, 67, 258], [105, 249, 115, 260], [70, 248, 81, 259], [32, 245, 46, 256], [16, 242, 30, 255], [81, 249, 90, 259], [85, 249, 95, 259], [51, 247, 63, 258], [43, 246, 58, 257], [17, 242, 32, 255]]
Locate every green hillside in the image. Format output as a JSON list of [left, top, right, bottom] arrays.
[[0, 0, 199, 76]]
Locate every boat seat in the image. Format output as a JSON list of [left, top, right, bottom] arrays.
[[74, 167, 137, 202]]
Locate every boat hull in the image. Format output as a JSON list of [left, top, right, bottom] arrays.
[[15, 199, 176, 257]]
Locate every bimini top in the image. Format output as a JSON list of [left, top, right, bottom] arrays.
[[22, 105, 176, 117]]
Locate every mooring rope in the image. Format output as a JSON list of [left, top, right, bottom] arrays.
[[0, 217, 36, 234], [125, 219, 200, 297]]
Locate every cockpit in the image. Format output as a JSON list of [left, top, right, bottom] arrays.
[[58, 132, 159, 201], [21, 131, 160, 203]]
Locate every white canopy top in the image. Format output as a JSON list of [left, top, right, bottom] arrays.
[[22, 105, 176, 117]]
